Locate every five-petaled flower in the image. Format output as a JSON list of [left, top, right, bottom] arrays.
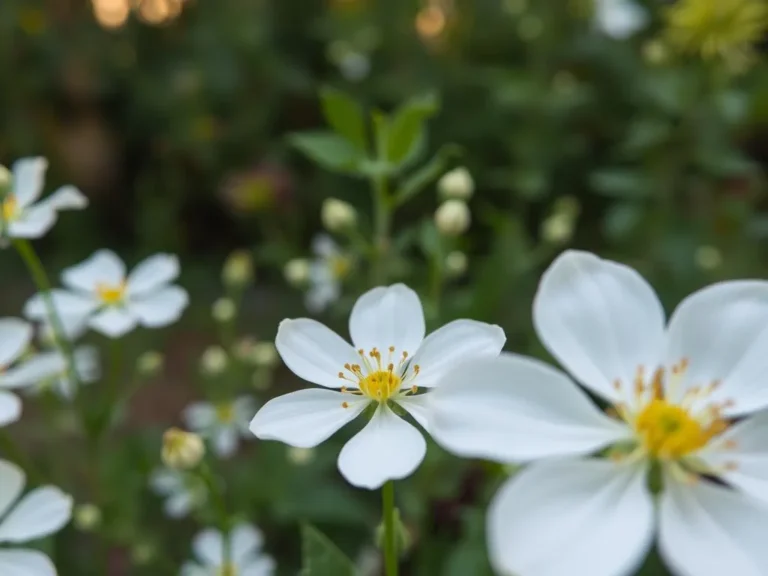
[[429, 251, 768, 576], [184, 396, 256, 458], [250, 284, 506, 489]]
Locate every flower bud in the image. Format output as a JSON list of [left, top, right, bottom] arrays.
[[286, 446, 316, 466], [222, 249, 254, 288], [435, 200, 471, 236], [212, 298, 236, 323], [137, 351, 164, 377], [251, 341, 278, 368], [374, 508, 412, 556], [321, 198, 357, 232], [438, 167, 474, 201], [541, 196, 580, 245], [161, 428, 205, 470], [284, 258, 310, 287], [73, 503, 102, 531], [445, 251, 468, 277], [200, 346, 228, 376]]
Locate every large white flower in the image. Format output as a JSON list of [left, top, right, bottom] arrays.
[[250, 284, 505, 489], [24, 250, 189, 338], [23, 346, 100, 400], [183, 396, 256, 458], [0, 157, 87, 240], [429, 250, 768, 576], [0, 459, 73, 576], [149, 468, 207, 519], [181, 523, 275, 576], [594, 0, 648, 39], [306, 235, 351, 313]]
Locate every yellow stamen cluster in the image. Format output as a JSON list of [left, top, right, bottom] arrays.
[[329, 255, 352, 280], [217, 563, 238, 576], [96, 281, 126, 305], [2, 196, 18, 222], [215, 402, 235, 424], [338, 346, 420, 403]]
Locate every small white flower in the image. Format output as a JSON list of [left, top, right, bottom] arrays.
[[184, 397, 256, 458], [181, 523, 275, 576], [0, 459, 73, 576], [24, 346, 100, 400], [434, 200, 470, 236], [321, 198, 357, 232], [24, 250, 189, 338], [149, 468, 207, 519], [306, 235, 352, 314], [250, 284, 505, 489], [0, 157, 87, 240], [429, 250, 768, 576], [594, 0, 648, 39], [438, 167, 474, 201]]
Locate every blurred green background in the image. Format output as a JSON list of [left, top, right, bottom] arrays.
[[2, 0, 768, 574]]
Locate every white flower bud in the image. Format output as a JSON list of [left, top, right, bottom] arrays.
[[222, 249, 254, 288], [200, 346, 228, 376], [445, 251, 468, 277], [137, 351, 164, 377], [284, 258, 310, 287], [73, 503, 102, 531], [435, 200, 471, 236], [212, 298, 236, 323], [438, 167, 474, 201], [695, 245, 722, 271], [161, 428, 205, 470], [322, 198, 357, 232], [286, 446, 316, 466]]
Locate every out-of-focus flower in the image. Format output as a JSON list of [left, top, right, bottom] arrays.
[[73, 503, 102, 531], [212, 298, 237, 323], [643, 39, 670, 65], [0, 157, 87, 241], [183, 397, 256, 458], [435, 200, 471, 236], [222, 249, 254, 288], [200, 346, 229, 376], [540, 196, 581, 245], [306, 235, 353, 314], [161, 428, 205, 470], [182, 524, 275, 576], [219, 164, 292, 216], [137, 350, 164, 377], [695, 245, 723, 271], [286, 446, 316, 466], [594, 0, 648, 39], [24, 346, 100, 401], [327, 42, 372, 82], [25, 251, 188, 339], [445, 251, 468, 277], [250, 284, 505, 489], [251, 342, 279, 368], [664, 0, 768, 59], [150, 468, 207, 519], [0, 459, 72, 572], [284, 259, 310, 287], [438, 168, 474, 201], [322, 198, 358, 232]]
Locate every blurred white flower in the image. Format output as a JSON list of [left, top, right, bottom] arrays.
[[24, 250, 189, 339], [283, 258, 310, 287], [321, 198, 357, 232], [0, 157, 87, 241], [149, 468, 207, 519], [438, 167, 474, 201], [250, 284, 505, 489], [0, 459, 73, 576], [162, 428, 205, 470], [430, 250, 768, 576], [222, 249, 254, 288], [306, 235, 352, 314], [182, 523, 275, 576], [444, 251, 468, 277], [184, 397, 256, 458], [435, 200, 471, 236], [212, 298, 236, 323], [200, 346, 229, 376], [24, 346, 99, 401], [594, 0, 648, 39]]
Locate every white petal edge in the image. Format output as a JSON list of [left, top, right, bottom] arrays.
[[193, 528, 224, 566], [0, 354, 65, 390], [88, 308, 138, 338], [61, 249, 125, 293], [250, 389, 368, 448], [337, 404, 427, 489], [230, 524, 263, 564], [0, 392, 22, 427], [0, 460, 25, 519], [128, 286, 188, 328], [11, 158, 47, 208], [0, 549, 57, 576], [0, 319, 32, 367], [126, 254, 180, 296], [0, 486, 73, 542], [488, 458, 654, 576], [429, 353, 631, 463], [40, 185, 88, 211], [7, 206, 56, 239], [595, 0, 648, 39], [183, 402, 218, 431], [212, 427, 239, 458], [23, 290, 96, 322]]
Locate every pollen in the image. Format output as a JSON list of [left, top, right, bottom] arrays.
[[1, 195, 18, 222], [96, 281, 126, 305], [359, 369, 402, 401], [337, 345, 420, 402]]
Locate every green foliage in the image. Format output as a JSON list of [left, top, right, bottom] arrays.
[[300, 524, 357, 576]]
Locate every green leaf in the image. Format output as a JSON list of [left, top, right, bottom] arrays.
[[590, 169, 650, 200], [395, 144, 463, 206], [320, 87, 368, 151], [386, 93, 440, 168], [289, 132, 363, 174], [301, 524, 356, 576]]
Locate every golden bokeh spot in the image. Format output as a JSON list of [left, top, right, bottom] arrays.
[[96, 282, 126, 305], [92, 0, 130, 29], [359, 369, 402, 401], [215, 402, 236, 424], [416, 6, 446, 40]]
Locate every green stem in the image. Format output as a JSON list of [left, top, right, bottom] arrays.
[[0, 429, 42, 482], [199, 462, 230, 562], [371, 172, 391, 286], [382, 480, 398, 576]]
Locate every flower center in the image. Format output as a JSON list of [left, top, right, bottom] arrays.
[[2, 196, 18, 222], [96, 281, 126, 305], [215, 402, 235, 424], [634, 399, 722, 459], [329, 255, 351, 279], [337, 346, 420, 403], [359, 370, 402, 401], [217, 563, 238, 576]]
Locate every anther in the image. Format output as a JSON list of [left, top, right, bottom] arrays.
[[342, 402, 349, 409]]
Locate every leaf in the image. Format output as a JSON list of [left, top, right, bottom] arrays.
[[289, 132, 363, 174], [386, 93, 440, 168], [395, 144, 463, 206], [301, 524, 356, 576], [320, 87, 368, 151], [590, 169, 650, 199]]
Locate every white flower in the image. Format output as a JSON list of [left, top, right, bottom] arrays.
[[595, 0, 648, 39], [0, 459, 73, 576], [434, 200, 470, 236], [149, 469, 207, 519], [0, 157, 87, 241], [24, 346, 100, 400], [250, 284, 505, 489], [438, 167, 474, 201], [181, 523, 275, 576], [321, 198, 357, 232], [24, 250, 189, 338], [429, 250, 768, 576], [184, 397, 256, 458], [306, 235, 352, 314]]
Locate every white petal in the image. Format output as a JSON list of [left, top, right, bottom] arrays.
[[61, 250, 125, 293], [275, 319, 358, 389], [0, 319, 32, 367], [88, 308, 137, 338], [250, 389, 367, 448], [595, 0, 648, 39], [128, 286, 188, 327], [193, 528, 224, 566], [665, 281, 768, 416], [697, 411, 768, 505], [233, 397, 257, 432], [533, 250, 665, 405], [180, 562, 209, 576], [659, 476, 768, 576], [11, 158, 47, 208], [241, 557, 276, 576], [337, 404, 426, 489], [395, 394, 431, 431], [149, 469, 182, 495], [348, 285, 425, 357], [165, 492, 193, 518], [213, 427, 239, 458], [0, 460, 25, 518], [407, 319, 506, 387], [0, 487, 72, 542], [312, 234, 338, 258], [230, 524, 263, 564], [0, 392, 22, 427], [39, 186, 87, 211], [0, 549, 56, 576], [72, 346, 100, 383], [429, 354, 630, 463], [126, 254, 180, 296], [23, 290, 96, 322], [305, 279, 339, 314], [488, 458, 654, 576], [0, 353, 64, 390], [183, 402, 217, 431], [7, 206, 56, 239]]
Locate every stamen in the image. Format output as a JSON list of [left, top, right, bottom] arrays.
[[342, 401, 349, 409]]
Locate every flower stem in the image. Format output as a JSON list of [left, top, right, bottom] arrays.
[[382, 480, 398, 576], [0, 429, 41, 482], [198, 462, 231, 563]]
